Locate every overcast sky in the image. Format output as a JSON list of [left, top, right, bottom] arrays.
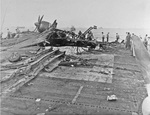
[[1, 0, 150, 29]]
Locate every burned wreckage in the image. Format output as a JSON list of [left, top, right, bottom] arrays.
[[1, 16, 147, 115], [26, 15, 98, 50]]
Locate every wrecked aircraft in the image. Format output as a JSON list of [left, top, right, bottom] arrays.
[[24, 16, 97, 50]]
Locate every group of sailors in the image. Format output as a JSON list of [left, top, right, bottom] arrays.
[[86, 30, 149, 51], [101, 32, 109, 43], [126, 32, 149, 52], [78, 30, 120, 43], [81, 30, 149, 52], [101, 32, 120, 43], [98, 32, 120, 50], [1, 28, 21, 39], [1, 28, 31, 39]]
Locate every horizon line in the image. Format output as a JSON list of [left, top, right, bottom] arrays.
[[1, 26, 150, 29]]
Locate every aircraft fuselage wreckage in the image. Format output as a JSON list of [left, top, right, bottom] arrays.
[[25, 15, 98, 50]]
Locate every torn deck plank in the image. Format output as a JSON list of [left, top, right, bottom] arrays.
[[1, 49, 65, 98]]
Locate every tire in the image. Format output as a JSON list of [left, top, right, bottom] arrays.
[[8, 52, 21, 62]]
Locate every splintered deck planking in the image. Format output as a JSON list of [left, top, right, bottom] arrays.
[[1, 45, 147, 115]]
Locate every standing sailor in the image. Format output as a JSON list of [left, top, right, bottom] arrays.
[[14, 28, 20, 38], [87, 31, 94, 41], [143, 34, 148, 50], [7, 28, 11, 39], [106, 32, 109, 42], [102, 32, 105, 43], [125, 32, 131, 49], [115, 33, 120, 43]]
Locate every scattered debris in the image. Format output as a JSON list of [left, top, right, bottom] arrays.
[[48, 104, 64, 112], [71, 64, 74, 67], [45, 109, 49, 112], [0, 74, 11, 82], [44, 60, 63, 72], [23, 57, 35, 64], [35, 98, 41, 102], [27, 82, 34, 86], [107, 94, 118, 101], [104, 87, 111, 91]]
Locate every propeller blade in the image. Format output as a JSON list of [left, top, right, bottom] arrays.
[[50, 20, 57, 29], [38, 15, 41, 22], [33, 27, 37, 32], [39, 15, 44, 24]]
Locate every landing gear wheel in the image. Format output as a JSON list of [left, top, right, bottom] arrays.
[[8, 52, 21, 62]]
